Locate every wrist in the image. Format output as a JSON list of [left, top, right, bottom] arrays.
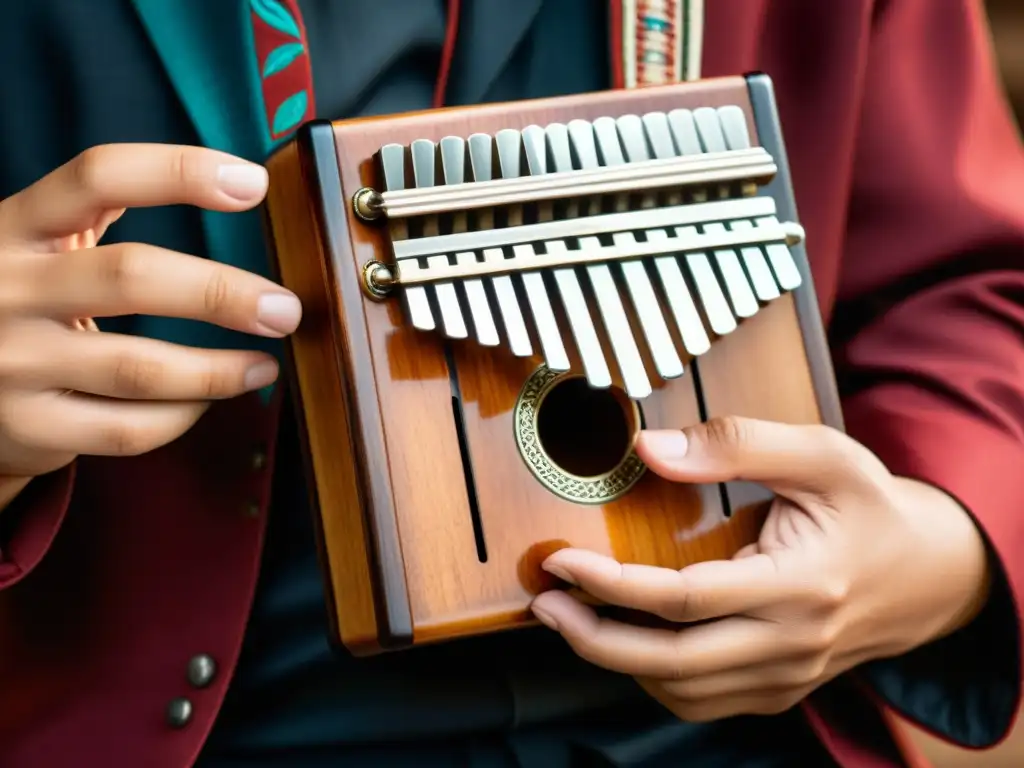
[[894, 476, 992, 642]]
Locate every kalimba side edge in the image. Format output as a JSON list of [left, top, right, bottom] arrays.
[[265, 122, 415, 655]]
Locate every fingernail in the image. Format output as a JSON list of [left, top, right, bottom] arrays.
[[244, 360, 279, 391], [256, 293, 302, 336], [641, 429, 689, 460], [532, 605, 559, 631], [217, 163, 269, 201], [543, 563, 578, 586]]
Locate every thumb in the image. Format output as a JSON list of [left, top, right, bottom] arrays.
[[635, 417, 871, 504]]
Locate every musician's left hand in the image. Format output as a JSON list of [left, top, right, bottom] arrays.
[[530, 417, 992, 721]]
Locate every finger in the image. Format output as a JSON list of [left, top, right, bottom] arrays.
[[0, 390, 208, 457], [637, 679, 814, 722], [733, 543, 760, 559], [15, 244, 301, 338], [634, 418, 887, 504], [1, 144, 269, 243], [541, 548, 789, 622], [651, 654, 830, 701], [531, 590, 781, 679], [0, 321, 280, 400], [54, 208, 126, 253]]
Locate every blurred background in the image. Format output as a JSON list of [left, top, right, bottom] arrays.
[[904, 4, 1021, 766]]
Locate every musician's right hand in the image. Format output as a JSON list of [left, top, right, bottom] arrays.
[[0, 144, 302, 488]]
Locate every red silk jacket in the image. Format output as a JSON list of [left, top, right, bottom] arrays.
[[1, 1, 1023, 766]]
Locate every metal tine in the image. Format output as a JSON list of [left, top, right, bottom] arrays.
[[438, 137, 467, 225], [716, 107, 802, 291], [440, 135, 500, 346], [517, 126, 570, 371], [417, 137, 467, 340], [691, 108, 760, 320], [755, 212, 804, 290], [516, 123, 602, 382], [569, 118, 652, 400], [665, 109, 737, 337], [640, 112, 711, 356], [715, 106, 784, 302], [382, 142, 435, 331], [479, 130, 531, 357], [543, 122, 612, 389], [603, 114, 684, 380]]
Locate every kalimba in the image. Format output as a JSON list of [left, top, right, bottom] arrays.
[[262, 73, 843, 656]]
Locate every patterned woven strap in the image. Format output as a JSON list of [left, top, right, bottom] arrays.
[[620, 0, 704, 87], [249, 0, 316, 145]]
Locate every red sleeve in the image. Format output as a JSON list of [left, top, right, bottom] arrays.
[[831, 0, 1024, 749], [0, 466, 74, 588]]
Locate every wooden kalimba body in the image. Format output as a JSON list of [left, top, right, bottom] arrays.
[[263, 73, 843, 655]]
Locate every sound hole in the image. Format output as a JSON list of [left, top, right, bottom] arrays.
[[535, 377, 640, 479]]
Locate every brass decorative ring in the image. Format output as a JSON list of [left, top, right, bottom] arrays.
[[513, 366, 646, 505]]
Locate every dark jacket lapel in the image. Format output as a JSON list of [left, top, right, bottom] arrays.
[[127, 0, 299, 389], [129, 0, 272, 161]]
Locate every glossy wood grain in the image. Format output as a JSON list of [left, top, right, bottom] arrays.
[[263, 76, 836, 654], [264, 138, 387, 652]]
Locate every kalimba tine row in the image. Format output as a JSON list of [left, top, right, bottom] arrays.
[[263, 73, 843, 655], [355, 103, 805, 400]]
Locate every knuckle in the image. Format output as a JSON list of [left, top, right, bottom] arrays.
[[569, 631, 602, 663], [98, 244, 147, 295], [72, 145, 114, 194], [701, 415, 751, 458], [195, 364, 243, 399], [798, 620, 841, 655], [772, 656, 830, 689], [202, 269, 238, 318], [102, 421, 151, 457], [810, 577, 849, 611], [817, 619, 842, 650], [167, 148, 206, 193], [664, 642, 692, 681], [800, 653, 831, 684], [110, 353, 164, 398], [662, 589, 697, 623]]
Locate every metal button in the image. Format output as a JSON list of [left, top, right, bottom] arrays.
[[187, 654, 217, 688], [251, 450, 267, 471], [166, 697, 193, 728]]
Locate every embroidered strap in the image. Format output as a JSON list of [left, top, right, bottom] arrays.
[[619, 0, 704, 87], [248, 0, 316, 145], [247, 0, 703, 144]]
